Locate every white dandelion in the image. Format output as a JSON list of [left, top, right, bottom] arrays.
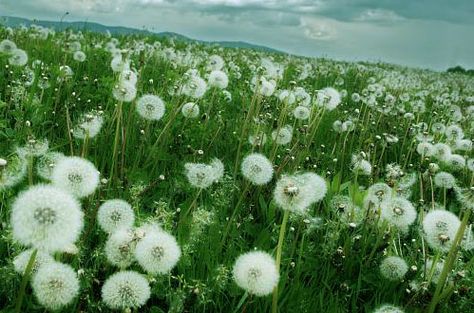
[[241, 153, 273, 185], [51, 156, 100, 198], [11, 184, 83, 252], [181, 102, 200, 119], [423, 209, 461, 252], [135, 229, 181, 275], [379, 256, 408, 281], [136, 94, 166, 121], [101, 271, 151, 310], [98, 199, 135, 234], [32, 262, 80, 311], [232, 251, 279, 296]]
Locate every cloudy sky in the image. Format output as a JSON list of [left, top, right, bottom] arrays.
[[1, 0, 473, 70]]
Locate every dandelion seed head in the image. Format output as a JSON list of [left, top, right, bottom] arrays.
[[11, 184, 83, 252], [241, 153, 273, 185], [101, 271, 151, 310], [32, 262, 80, 311], [52, 156, 100, 198], [232, 251, 279, 296], [98, 199, 135, 234]]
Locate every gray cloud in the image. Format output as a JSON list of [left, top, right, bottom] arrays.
[[1, 0, 473, 70]]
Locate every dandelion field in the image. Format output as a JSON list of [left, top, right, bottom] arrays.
[[0, 24, 473, 313]]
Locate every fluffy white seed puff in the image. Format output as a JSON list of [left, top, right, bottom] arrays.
[[373, 305, 405, 313], [36, 152, 65, 181], [422, 209, 461, 252], [98, 199, 135, 234], [184, 158, 224, 189], [135, 228, 181, 275], [32, 262, 80, 311], [11, 184, 83, 253], [181, 102, 200, 118], [13, 249, 54, 274], [380, 197, 417, 230], [379, 256, 408, 281], [208, 70, 229, 89], [271, 125, 293, 145], [293, 105, 311, 120], [113, 80, 137, 102], [316, 87, 341, 111], [73, 50, 86, 62], [232, 251, 279, 296], [136, 94, 166, 121], [433, 171, 456, 189], [73, 113, 104, 139], [241, 153, 273, 185], [105, 229, 136, 268], [273, 172, 327, 214], [52, 156, 100, 198], [101, 271, 151, 310]]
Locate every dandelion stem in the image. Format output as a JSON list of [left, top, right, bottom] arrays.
[[14, 249, 37, 313], [272, 210, 290, 313]]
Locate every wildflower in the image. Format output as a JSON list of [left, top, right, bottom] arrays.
[[136, 94, 166, 121], [13, 249, 54, 274], [232, 251, 279, 296], [73, 112, 104, 139], [0, 39, 17, 53], [208, 70, 229, 89], [113, 80, 137, 102], [351, 154, 372, 176], [32, 262, 80, 311], [73, 51, 86, 62], [17, 138, 49, 157], [373, 305, 405, 313], [446, 154, 465, 170], [423, 210, 460, 252], [105, 228, 136, 268], [241, 153, 274, 185], [379, 256, 408, 281], [8, 48, 28, 66], [52, 156, 100, 198], [11, 184, 83, 252], [271, 125, 293, 145], [315, 87, 341, 111], [135, 228, 181, 275], [181, 102, 200, 118], [416, 142, 434, 158], [433, 171, 456, 189], [293, 106, 311, 120], [0, 153, 27, 190], [101, 271, 151, 310], [273, 172, 327, 214], [98, 199, 135, 234], [380, 197, 417, 230]]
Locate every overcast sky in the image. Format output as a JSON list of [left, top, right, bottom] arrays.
[[1, 0, 473, 70]]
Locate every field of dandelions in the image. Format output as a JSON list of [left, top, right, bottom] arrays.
[[0, 24, 473, 313]]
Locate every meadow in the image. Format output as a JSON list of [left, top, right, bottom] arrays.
[[0, 24, 473, 313]]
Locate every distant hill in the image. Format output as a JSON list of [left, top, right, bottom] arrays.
[[0, 16, 283, 54]]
